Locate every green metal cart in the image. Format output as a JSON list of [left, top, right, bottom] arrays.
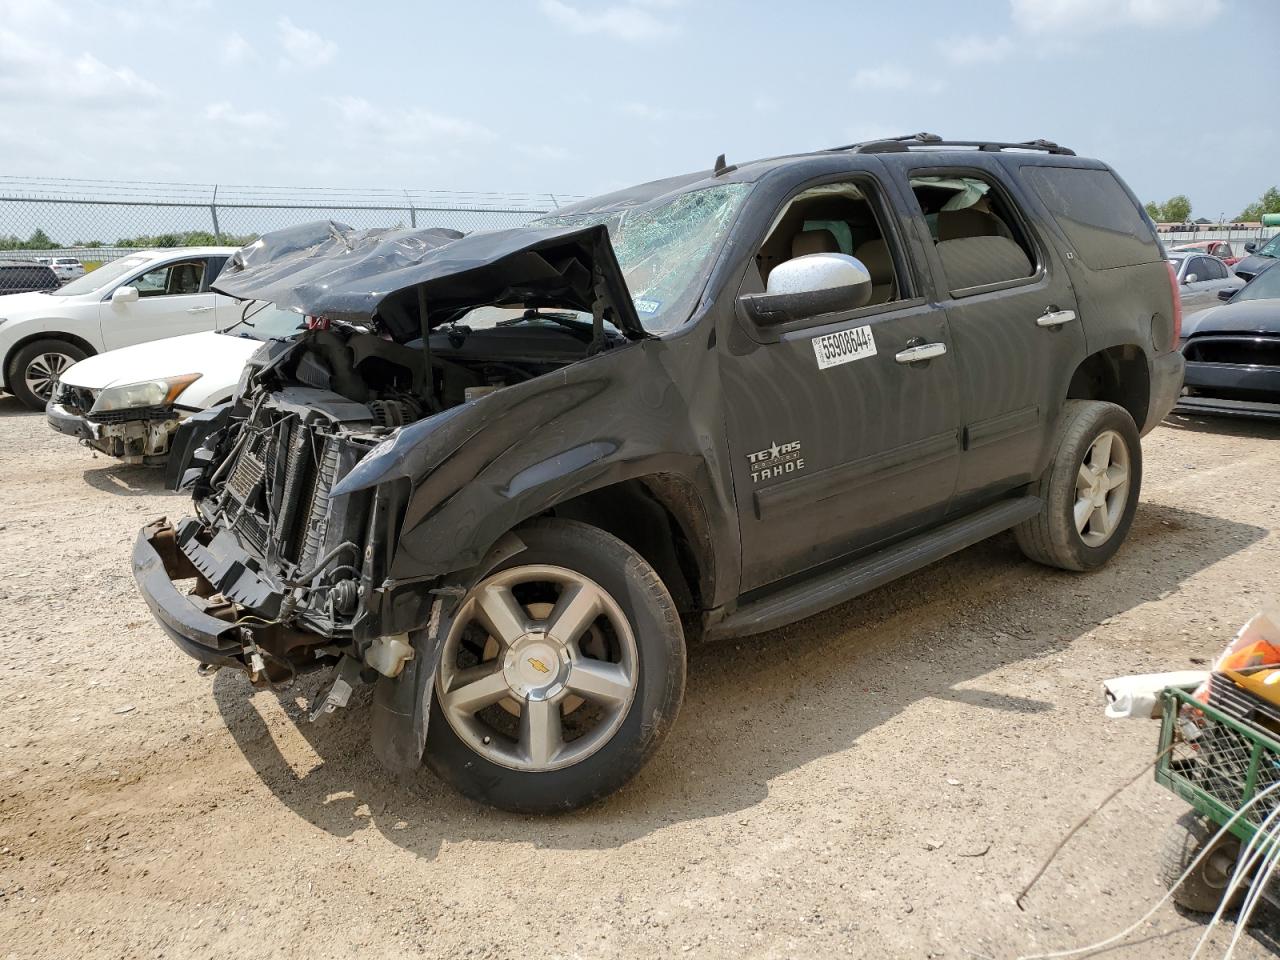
[[1154, 685, 1280, 913]]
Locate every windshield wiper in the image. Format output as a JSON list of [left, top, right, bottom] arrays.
[[496, 308, 592, 332]]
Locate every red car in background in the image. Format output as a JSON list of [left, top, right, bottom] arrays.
[[1172, 239, 1241, 266]]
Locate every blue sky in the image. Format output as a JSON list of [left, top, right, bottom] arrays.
[[2, 0, 1277, 218]]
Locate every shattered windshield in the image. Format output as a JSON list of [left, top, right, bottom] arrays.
[[529, 182, 752, 335]]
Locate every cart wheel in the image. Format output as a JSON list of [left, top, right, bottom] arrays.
[[1159, 811, 1243, 914]]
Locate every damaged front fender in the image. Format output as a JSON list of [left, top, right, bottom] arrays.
[[368, 532, 527, 774]]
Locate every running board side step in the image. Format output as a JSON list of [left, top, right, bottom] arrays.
[[705, 496, 1042, 641]]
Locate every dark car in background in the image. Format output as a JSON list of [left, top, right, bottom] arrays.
[[1177, 261, 1280, 419], [1234, 234, 1280, 282], [0, 261, 60, 294]]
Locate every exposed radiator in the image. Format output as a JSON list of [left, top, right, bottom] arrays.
[[219, 411, 350, 574]]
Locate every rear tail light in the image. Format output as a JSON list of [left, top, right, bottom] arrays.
[[1165, 261, 1182, 351]]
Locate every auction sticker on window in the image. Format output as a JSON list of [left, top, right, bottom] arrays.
[[812, 325, 877, 370]]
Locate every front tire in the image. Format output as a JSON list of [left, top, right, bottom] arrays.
[[1016, 399, 1142, 571], [425, 518, 686, 813], [8, 338, 87, 410]]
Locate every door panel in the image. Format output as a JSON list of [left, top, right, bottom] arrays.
[[721, 299, 961, 592], [101, 257, 218, 350], [880, 155, 1087, 511], [943, 278, 1084, 504], [102, 292, 217, 350]]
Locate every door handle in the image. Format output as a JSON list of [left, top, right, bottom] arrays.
[[1036, 308, 1076, 327], [186, 305, 214, 314], [895, 342, 947, 364]]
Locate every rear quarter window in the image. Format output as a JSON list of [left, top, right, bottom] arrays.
[[1021, 166, 1158, 271]]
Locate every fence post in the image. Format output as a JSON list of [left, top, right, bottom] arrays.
[[405, 190, 417, 228], [210, 184, 222, 243]]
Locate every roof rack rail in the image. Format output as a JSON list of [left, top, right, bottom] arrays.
[[830, 135, 1076, 157]]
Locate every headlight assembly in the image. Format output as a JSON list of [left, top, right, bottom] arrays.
[[90, 373, 202, 413]]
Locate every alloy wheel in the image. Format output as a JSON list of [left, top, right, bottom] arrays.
[[436, 564, 639, 773], [24, 351, 75, 402], [1074, 429, 1131, 548]]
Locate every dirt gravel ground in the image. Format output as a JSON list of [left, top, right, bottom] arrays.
[[2, 395, 1280, 959]]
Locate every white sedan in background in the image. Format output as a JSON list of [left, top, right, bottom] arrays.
[[0, 246, 238, 409], [36, 257, 87, 282], [46, 303, 303, 464]]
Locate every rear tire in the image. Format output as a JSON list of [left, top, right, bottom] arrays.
[[1160, 811, 1242, 914], [8, 338, 87, 410], [425, 518, 686, 813], [1015, 400, 1142, 571]]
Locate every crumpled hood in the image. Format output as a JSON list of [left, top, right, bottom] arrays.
[[60, 331, 262, 390], [212, 219, 644, 342], [1183, 298, 1280, 338]]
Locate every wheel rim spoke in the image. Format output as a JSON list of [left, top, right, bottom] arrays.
[[1076, 464, 1094, 491], [567, 659, 632, 707], [1089, 433, 1113, 470], [474, 584, 528, 646], [546, 581, 601, 646], [1074, 497, 1093, 534], [442, 665, 509, 714], [1091, 502, 1113, 537], [1104, 464, 1128, 491], [520, 697, 563, 766]]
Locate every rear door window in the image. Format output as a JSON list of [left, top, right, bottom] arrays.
[[1021, 166, 1158, 270], [907, 172, 1038, 294]]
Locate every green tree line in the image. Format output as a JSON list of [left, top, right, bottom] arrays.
[[0, 228, 257, 251], [1143, 186, 1280, 224]]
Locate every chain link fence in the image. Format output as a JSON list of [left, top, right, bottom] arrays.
[[0, 177, 580, 269]]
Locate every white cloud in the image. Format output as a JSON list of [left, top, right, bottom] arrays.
[[329, 96, 494, 145], [940, 34, 1014, 65], [538, 0, 675, 41], [851, 65, 943, 95], [620, 101, 666, 120], [0, 28, 161, 103], [221, 32, 253, 64], [1010, 0, 1222, 34], [204, 101, 278, 130], [516, 143, 572, 162], [277, 16, 336, 69], [852, 65, 915, 90]]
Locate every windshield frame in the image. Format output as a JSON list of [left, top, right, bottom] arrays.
[[1258, 234, 1280, 258]]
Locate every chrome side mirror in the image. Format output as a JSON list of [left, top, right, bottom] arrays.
[[112, 285, 140, 304], [739, 253, 873, 326]]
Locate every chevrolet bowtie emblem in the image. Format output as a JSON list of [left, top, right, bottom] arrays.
[[528, 657, 551, 674]]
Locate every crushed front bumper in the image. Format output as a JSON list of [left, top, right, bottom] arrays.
[[133, 518, 348, 678], [47, 401, 180, 462], [46, 401, 100, 442], [132, 519, 246, 668]]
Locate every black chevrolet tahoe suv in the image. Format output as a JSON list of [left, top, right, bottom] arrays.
[[133, 134, 1185, 813]]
